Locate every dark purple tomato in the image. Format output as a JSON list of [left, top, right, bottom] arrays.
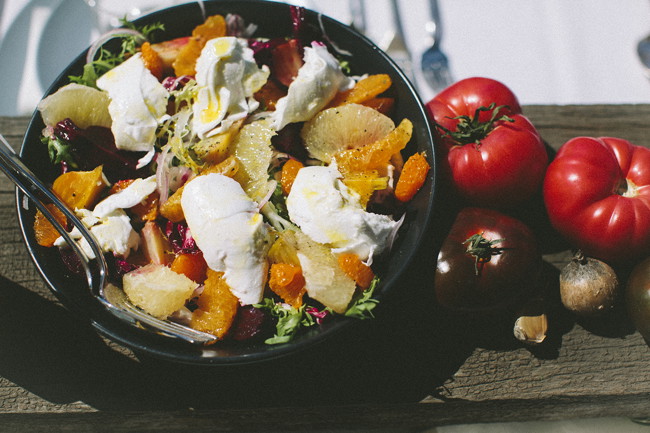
[[626, 257, 650, 344], [434, 207, 542, 311]]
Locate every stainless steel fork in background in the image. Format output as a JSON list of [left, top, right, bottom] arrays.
[[420, 0, 452, 94], [385, 0, 417, 88]]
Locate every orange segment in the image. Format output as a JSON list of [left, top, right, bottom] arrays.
[[328, 74, 392, 107], [342, 171, 389, 207], [269, 263, 306, 308], [280, 158, 304, 195], [191, 269, 239, 339], [158, 187, 186, 223], [172, 14, 227, 76], [172, 40, 203, 77], [194, 121, 244, 165], [362, 97, 395, 115], [151, 36, 190, 75], [267, 231, 300, 266], [337, 253, 375, 290], [301, 104, 396, 164], [200, 153, 240, 177], [160, 155, 239, 223], [395, 152, 430, 202], [335, 118, 413, 175], [52, 165, 106, 210], [254, 78, 287, 111], [34, 204, 67, 247], [171, 252, 208, 284], [134, 193, 159, 222], [140, 41, 164, 80]]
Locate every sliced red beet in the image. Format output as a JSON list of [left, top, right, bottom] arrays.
[[229, 305, 270, 341]]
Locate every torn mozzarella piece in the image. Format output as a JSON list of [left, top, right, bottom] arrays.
[[93, 175, 157, 217], [271, 42, 354, 130], [96, 53, 169, 152], [286, 163, 401, 264], [192, 37, 270, 138], [53, 175, 157, 258], [181, 173, 271, 305], [54, 208, 139, 259]]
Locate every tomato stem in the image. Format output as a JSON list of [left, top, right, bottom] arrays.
[[435, 103, 514, 147], [572, 249, 588, 266], [464, 233, 505, 275]]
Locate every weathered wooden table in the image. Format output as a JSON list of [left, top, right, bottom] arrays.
[[0, 107, 648, 432]]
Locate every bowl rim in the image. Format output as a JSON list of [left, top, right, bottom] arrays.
[[15, 0, 438, 365]]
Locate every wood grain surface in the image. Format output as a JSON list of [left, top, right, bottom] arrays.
[[0, 107, 648, 431]]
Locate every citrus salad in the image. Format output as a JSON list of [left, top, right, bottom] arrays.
[[33, 7, 430, 344]]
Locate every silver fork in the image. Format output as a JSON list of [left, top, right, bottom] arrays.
[[420, 0, 452, 93], [385, 0, 417, 87], [0, 133, 217, 345]]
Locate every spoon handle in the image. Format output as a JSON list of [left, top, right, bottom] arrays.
[[0, 132, 218, 344]]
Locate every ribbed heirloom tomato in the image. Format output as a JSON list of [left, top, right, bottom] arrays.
[[543, 137, 650, 265], [426, 77, 548, 208]]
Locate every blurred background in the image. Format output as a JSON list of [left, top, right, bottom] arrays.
[[2, 0, 650, 116]]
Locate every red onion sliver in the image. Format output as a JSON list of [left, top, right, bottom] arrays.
[[258, 180, 277, 210]]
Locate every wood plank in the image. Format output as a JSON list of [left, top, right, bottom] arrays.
[[0, 395, 648, 431], [0, 109, 649, 427], [525, 104, 650, 149]]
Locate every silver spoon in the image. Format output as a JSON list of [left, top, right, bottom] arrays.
[[0, 132, 217, 345]]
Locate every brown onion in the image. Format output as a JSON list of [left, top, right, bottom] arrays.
[[559, 250, 619, 316]]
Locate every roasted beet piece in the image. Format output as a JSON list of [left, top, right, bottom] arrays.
[[58, 246, 84, 276], [271, 122, 307, 161], [229, 305, 270, 341], [52, 119, 149, 182]]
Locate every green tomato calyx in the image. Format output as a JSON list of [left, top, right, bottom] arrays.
[[437, 103, 514, 148], [464, 232, 505, 275]]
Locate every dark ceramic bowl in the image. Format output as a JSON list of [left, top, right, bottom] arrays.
[[16, 0, 436, 365]]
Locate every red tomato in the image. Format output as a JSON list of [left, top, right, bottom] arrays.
[[543, 136, 650, 264], [426, 77, 548, 208], [434, 207, 542, 311]]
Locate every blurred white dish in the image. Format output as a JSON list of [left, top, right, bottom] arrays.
[[82, 0, 184, 29], [0, 0, 95, 116]]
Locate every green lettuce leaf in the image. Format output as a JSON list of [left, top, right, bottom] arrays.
[[344, 277, 380, 319]]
